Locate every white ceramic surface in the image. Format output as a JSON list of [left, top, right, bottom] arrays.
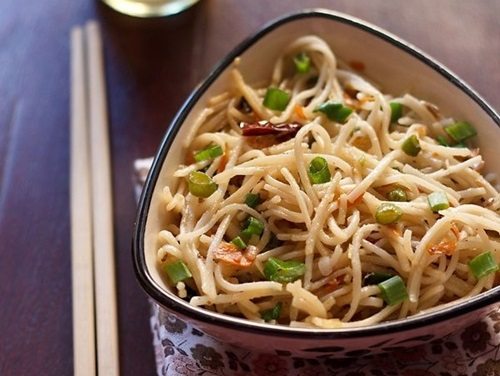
[[134, 9, 500, 356]]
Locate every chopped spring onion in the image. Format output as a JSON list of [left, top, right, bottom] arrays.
[[427, 191, 449, 212], [194, 144, 223, 162], [314, 102, 353, 123], [164, 260, 192, 284], [468, 251, 499, 279], [375, 203, 403, 224], [245, 217, 264, 235], [378, 275, 408, 305], [387, 187, 408, 202], [363, 272, 394, 286], [187, 171, 218, 198], [231, 236, 247, 250], [436, 135, 450, 147], [437, 137, 467, 149], [308, 156, 331, 184], [261, 302, 282, 322], [445, 121, 477, 142], [263, 87, 290, 111], [240, 217, 264, 241], [264, 257, 306, 283], [390, 102, 403, 123], [293, 52, 311, 74], [239, 232, 253, 243], [245, 193, 261, 208], [402, 134, 421, 156]]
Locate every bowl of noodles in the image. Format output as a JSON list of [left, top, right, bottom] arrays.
[[133, 9, 500, 356]]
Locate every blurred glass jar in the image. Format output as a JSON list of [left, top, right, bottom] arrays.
[[102, 0, 199, 17]]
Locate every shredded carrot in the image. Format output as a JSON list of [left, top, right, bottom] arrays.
[[381, 225, 402, 239], [217, 153, 228, 173], [321, 276, 343, 294], [428, 239, 456, 256], [213, 242, 257, 267], [351, 135, 371, 151], [427, 223, 459, 256], [294, 104, 306, 120]]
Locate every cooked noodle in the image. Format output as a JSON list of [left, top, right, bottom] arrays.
[[156, 35, 500, 328]]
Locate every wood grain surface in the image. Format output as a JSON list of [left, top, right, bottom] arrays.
[[0, 0, 498, 375]]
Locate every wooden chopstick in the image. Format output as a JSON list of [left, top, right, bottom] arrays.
[[85, 20, 120, 376], [70, 21, 120, 376], [70, 26, 96, 376]]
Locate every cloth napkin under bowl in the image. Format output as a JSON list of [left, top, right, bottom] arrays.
[[134, 158, 500, 376]]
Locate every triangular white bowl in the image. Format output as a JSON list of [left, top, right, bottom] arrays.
[[133, 9, 500, 357]]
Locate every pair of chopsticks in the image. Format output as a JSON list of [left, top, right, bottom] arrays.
[[70, 21, 119, 376]]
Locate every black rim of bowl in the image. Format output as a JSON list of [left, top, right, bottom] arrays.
[[133, 9, 500, 339]]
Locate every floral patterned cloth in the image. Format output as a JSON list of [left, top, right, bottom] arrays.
[[134, 158, 500, 376], [150, 303, 500, 376]]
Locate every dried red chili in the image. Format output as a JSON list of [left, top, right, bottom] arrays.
[[240, 121, 301, 140]]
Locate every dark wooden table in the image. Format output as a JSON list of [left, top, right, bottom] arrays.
[[0, 0, 498, 374]]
